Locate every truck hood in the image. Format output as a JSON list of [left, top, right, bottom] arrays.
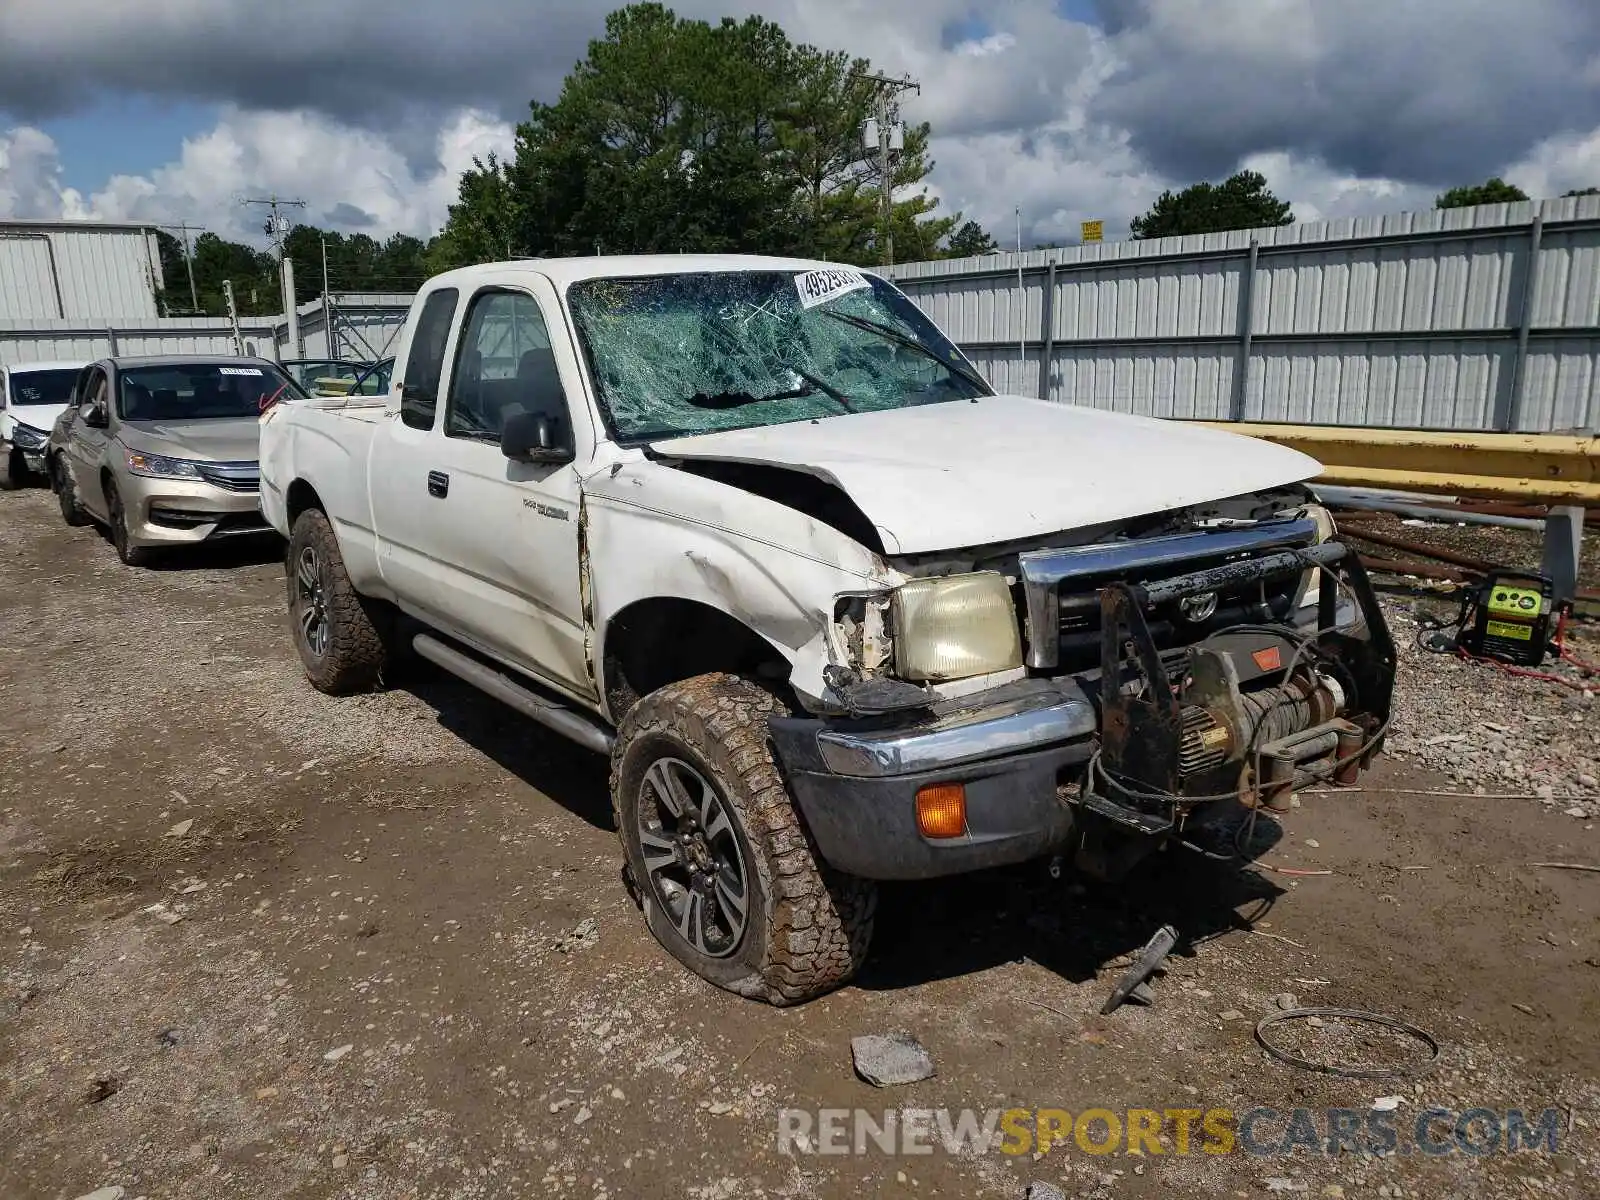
[[120, 416, 262, 463], [8, 403, 69, 435], [651, 395, 1321, 554]]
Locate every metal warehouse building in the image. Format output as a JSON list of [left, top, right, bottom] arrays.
[[0, 219, 164, 322]]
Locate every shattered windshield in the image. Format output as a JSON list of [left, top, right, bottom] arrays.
[[566, 269, 991, 443]]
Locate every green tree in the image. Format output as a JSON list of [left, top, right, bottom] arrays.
[[433, 3, 954, 269], [429, 152, 525, 270], [1563, 186, 1600, 196], [942, 219, 1000, 258], [1129, 170, 1294, 239], [1435, 177, 1529, 208]]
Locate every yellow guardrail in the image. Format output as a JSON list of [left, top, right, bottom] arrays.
[[1195, 423, 1600, 507]]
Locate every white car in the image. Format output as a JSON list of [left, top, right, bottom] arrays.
[[259, 255, 1397, 1005], [1, 359, 85, 489]]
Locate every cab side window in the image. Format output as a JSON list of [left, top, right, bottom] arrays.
[[400, 288, 459, 431], [446, 290, 568, 443]]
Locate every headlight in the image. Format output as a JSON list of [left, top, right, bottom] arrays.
[[126, 451, 202, 480], [1298, 501, 1337, 609], [1305, 501, 1336, 543], [10, 423, 48, 450], [891, 571, 1023, 682]]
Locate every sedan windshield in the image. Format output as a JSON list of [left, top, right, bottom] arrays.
[[567, 269, 990, 442], [118, 363, 304, 421], [8, 369, 78, 408]]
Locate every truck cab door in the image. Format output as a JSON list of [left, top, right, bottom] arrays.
[[370, 275, 598, 703]]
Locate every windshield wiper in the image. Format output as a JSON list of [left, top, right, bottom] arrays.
[[686, 368, 855, 414], [818, 309, 991, 395]]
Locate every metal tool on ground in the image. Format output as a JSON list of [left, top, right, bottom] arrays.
[[1100, 924, 1178, 1014]]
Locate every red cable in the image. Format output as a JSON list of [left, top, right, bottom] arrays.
[[1454, 647, 1588, 690], [1552, 608, 1600, 676]]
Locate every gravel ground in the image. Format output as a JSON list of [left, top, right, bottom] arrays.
[[2, 488, 1596, 1200]]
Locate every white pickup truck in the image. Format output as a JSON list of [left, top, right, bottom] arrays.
[[259, 255, 1396, 1004]]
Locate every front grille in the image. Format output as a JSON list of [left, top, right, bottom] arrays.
[[1018, 518, 1319, 673], [195, 460, 260, 492]]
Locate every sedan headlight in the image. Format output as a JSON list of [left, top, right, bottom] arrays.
[[126, 451, 203, 480], [892, 571, 1023, 682], [9, 423, 48, 450]]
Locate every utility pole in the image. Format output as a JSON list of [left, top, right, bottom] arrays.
[[240, 194, 308, 258], [854, 71, 920, 267], [156, 222, 205, 313], [240, 195, 308, 360], [321, 235, 336, 359]]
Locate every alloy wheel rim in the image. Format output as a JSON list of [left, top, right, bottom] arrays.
[[294, 545, 330, 658], [636, 756, 750, 959]]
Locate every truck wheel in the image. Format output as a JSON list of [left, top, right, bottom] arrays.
[[612, 673, 876, 1005], [105, 480, 154, 567], [52, 457, 87, 526], [287, 507, 388, 694]]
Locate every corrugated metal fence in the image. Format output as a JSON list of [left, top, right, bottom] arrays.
[[0, 295, 411, 369], [886, 195, 1600, 434], [0, 317, 277, 365]]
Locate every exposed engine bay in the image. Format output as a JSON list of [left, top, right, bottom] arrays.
[[826, 488, 1397, 879]]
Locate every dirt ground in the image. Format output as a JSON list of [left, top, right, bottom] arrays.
[[1, 486, 1596, 1200]]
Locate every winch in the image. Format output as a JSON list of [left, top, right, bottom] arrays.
[[1076, 540, 1395, 877]]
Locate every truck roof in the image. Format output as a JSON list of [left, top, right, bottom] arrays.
[[429, 253, 875, 290]]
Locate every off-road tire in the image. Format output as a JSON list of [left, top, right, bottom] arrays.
[[286, 506, 389, 694], [52, 457, 87, 526], [612, 673, 876, 1005], [105, 480, 155, 567]]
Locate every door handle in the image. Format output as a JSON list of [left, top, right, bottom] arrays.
[[427, 470, 449, 498]]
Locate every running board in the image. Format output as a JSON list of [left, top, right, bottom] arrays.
[[411, 633, 615, 756]]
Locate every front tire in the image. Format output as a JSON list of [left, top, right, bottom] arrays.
[[287, 507, 388, 693], [612, 673, 876, 1005], [52, 457, 87, 526], [106, 480, 154, 567]]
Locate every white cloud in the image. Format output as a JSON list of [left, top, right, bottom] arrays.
[[0, 126, 75, 218], [73, 107, 514, 244], [1235, 151, 1435, 224], [1503, 127, 1600, 198]]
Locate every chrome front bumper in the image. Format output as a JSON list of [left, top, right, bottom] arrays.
[[813, 679, 1097, 777], [768, 679, 1097, 880]]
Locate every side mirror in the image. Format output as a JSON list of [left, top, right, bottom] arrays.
[[82, 403, 109, 429], [501, 409, 574, 465]]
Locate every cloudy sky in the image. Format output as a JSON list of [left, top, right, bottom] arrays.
[[2, 0, 1599, 253]]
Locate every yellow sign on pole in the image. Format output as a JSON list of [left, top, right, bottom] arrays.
[[1081, 219, 1104, 243]]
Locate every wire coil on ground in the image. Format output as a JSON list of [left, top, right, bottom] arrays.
[[1254, 1007, 1440, 1079]]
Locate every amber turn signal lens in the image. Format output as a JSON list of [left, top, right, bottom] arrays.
[[915, 783, 967, 839]]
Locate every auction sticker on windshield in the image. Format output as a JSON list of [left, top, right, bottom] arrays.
[[220, 367, 263, 376], [795, 267, 870, 309]]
